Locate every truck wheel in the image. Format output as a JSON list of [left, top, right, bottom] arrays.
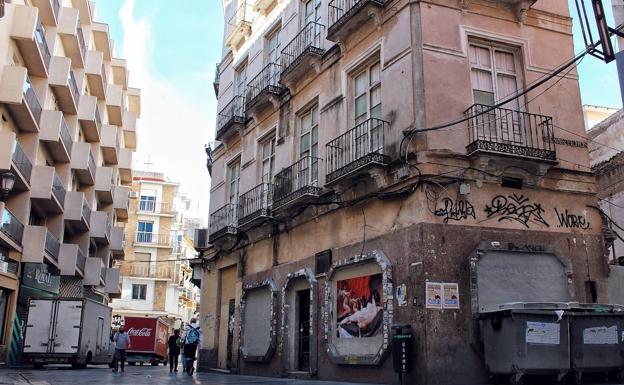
[[150, 361, 159, 366], [163, 361, 168, 366], [71, 363, 87, 369], [33, 363, 44, 369]]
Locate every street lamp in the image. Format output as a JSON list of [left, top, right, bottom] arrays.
[[0, 172, 15, 201]]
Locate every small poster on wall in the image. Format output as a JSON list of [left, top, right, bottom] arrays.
[[426, 282, 460, 309]]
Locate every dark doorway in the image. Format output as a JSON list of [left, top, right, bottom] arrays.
[[297, 289, 310, 371], [226, 298, 235, 368]]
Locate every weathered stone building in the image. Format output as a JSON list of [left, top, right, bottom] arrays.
[[198, 0, 610, 383]]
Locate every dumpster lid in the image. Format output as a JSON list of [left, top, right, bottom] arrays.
[[481, 302, 574, 313], [568, 303, 624, 313]]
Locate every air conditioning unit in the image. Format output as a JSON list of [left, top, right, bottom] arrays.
[[194, 228, 209, 250], [129, 191, 139, 199]]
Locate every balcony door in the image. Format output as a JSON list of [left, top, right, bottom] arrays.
[[353, 61, 382, 159], [137, 221, 153, 243], [299, 106, 319, 187], [139, 190, 156, 212], [227, 161, 240, 225], [469, 42, 524, 145], [303, 0, 322, 46], [260, 137, 275, 208]]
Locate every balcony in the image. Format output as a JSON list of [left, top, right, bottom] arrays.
[[112, 58, 128, 90], [32, 0, 61, 25], [0, 67, 43, 132], [253, 0, 277, 15], [465, 104, 557, 165], [92, 22, 112, 61], [280, 22, 325, 87], [105, 268, 121, 297], [89, 210, 111, 245], [216, 95, 246, 141], [238, 183, 273, 230], [245, 63, 284, 116], [124, 262, 179, 281], [127, 87, 141, 117], [327, 0, 385, 42], [95, 166, 114, 203], [11, 6, 51, 77], [113, 186, 130, 221], [110, 226, 126, 258], [0, 206, 24, 249], [208, 204, 238, 243], [106, 84, 124, 125], [213, 63, 220, 97], [70, 142, 96, 185], [59, 243, 82, 276], [30, 166, 65, 214], [119, 147, 133, 183], [76, 247, 86, 276], [48, 56, 80, 114], [225, 2, 253, 50], [85, 50, 106, 99], [137, 200, 175, 216], [77, 95, 102, 141], [100, 125, 119, 164], [22, 226, 59, 264], [39, 110, 73, 162], [122, 111, 137, 149], [63, 191, 91, 233], [0, 131, 32, 190], [57, 7, 85, 67], [83, 257, 103, 286], [274, 156, 322, 210], [326, 118, 389, 185], [133, 232, 173, 248]]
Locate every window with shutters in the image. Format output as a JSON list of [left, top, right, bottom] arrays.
[[260, 136, 275, 183], [469, 42, 521, 109], [266, 28, 280, 64], [227, 160, 241, 206], [352, 61, 381, 126], [299, 106, 319, 159]]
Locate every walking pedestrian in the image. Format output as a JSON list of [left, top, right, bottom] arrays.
[[167, 329, 181, 373], [112, 327, 131, 373], [182, 319, 203, 376]]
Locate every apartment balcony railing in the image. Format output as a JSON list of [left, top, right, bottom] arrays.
[[137, 200, 175, 215], [327, 0, 385, 41], [52, 0, 61, 21], [465, 104, 557, 162], [24, 77, 43, 125], [213, 62, 220, 97], [326, 118, 390, 184], [280, 22, 325, 83], [69, 70, 81, 104], [225, 2, 253, 48], [126, 262, 178, 280], [52, 173, 66, 208], [101, 63, 108, 87], [95, 103, 102, 127], [134, 232, 173, 247], [238, 183, 274, 229], [1, 207, 24, 246], [76, 247, 86, 272], [88, 150, 96, 179], [216, 95, 246, 141], [274, 156, 323, 210], [245, 63, 283, 113], [59, 117, 73, 155], [77, 23, 86, 57], [208, 203, 238, 242], [82, 198, 91, 225], [35, 20, 52, 70], [45, 230, 60, 261], [12, 140, 32, 183]]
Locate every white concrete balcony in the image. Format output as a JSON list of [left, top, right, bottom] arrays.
[[119, 148, 133, 183], [77, 94, 102, 141], [95, 166, 114, 204], [106, 84, 124, 125], [0, 66, 43, 133], [100, 124, 119, 165], [113, 186, 129, 221], [104, 268, 121, 297], [30, 166, 65, 214], [59, 243, 86, 276], [225, 3, 253, 50], [110, 226, 125, 258], [57, 6, 85, 68], [91, 22, 112, 61], [63, 191, 91, 233], [22, 225, 60, 265], [253, 0, 277, 15], [48, 56, 80, 114], [39, 110, 73, 162], [89, 210, 111, 245], [83, 257, 103, 286], [127, 87, 141, 117], [122, 111, 137, 149], [111, 58, 128, 90], [32, 0, 60, 26], [0, 131, 33, 190], [10, 5, 51, 77], [70, 141, 96, 185], [85, 50, 106, 99]]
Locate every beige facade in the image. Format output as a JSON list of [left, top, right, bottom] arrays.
[[201, 0, 611, 383], [0, 0, 140, 364], [111, 171, 200, 329]]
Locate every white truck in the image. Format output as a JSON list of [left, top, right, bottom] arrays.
[[22, 298, 115, 368]]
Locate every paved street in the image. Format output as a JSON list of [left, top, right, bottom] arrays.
[[0, 366, 388, 385]]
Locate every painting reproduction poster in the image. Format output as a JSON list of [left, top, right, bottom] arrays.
[[336, 273, 383, 338]]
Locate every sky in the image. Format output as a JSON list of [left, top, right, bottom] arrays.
[[92, 0, 622, 222]]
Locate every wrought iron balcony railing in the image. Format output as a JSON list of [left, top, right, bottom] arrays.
[[209, 203, 238, 240], [134, 232, 172, 246], [1, 207, 24, 245], [280, 22, 325, 77], [137, 200, 175, 215], [239, 183, 274, 226], [465, 104, 556, 161], [52, 173, 66, 208], [274, 156, 322, 208], [326, 118, 389, 184], [245, 63, 283, 109], [60, 117, 73, 154], [216, 95, 246, 140], [45, 230, 60, 260], [24, 77, 42, 124], [12, 140, 32, 182], [35, 19, 51, 69], [327, 0, 385, 38]]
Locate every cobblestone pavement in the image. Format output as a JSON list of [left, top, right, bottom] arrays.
[[0, 365, 389, 385]]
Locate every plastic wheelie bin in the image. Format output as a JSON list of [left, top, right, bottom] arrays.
[[480, 303, 571, 385], [568, 304, 624, 384]]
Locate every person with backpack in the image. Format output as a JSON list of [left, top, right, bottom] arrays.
[[182, 319, 203, 375], [167, 329, 181, 373]]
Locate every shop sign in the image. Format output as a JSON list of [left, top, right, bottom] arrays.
[[22, 263, 60, 294]]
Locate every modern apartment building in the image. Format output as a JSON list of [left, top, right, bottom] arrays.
[[111, 171, 199, 329], [200, 0, 612, 383], [0, 0, 140, 364]]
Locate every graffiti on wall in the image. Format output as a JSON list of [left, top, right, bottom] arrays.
[[484, 194, 550, 228], [554, 208, 591, 230], [434, 198, 476, 223]]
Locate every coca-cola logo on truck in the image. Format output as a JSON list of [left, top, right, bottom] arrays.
[[127, 327, 152, 337]]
